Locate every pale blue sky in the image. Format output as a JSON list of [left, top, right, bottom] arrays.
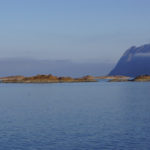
[[0, 0, 150, 62]]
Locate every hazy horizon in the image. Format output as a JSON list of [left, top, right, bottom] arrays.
[[0, 57, 114, 77], [0, 0, 150, 63]]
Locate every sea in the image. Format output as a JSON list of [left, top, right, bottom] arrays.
[[0, 81, 150, 150]]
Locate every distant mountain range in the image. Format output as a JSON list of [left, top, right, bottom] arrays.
[[109, 44, 150, 77], [2, 44, 150, 77], [0, 58, 113, 77]]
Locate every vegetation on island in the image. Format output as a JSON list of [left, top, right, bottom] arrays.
[[0, 74, 96, 83]]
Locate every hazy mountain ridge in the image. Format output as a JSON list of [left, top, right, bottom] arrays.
[[0, 58, 114, 77], [109, 44, 150, 77]]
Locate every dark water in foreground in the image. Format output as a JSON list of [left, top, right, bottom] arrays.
[[0, 82, 150, 150]]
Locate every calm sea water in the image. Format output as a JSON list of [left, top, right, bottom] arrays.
[[0, 81, 150, 150]]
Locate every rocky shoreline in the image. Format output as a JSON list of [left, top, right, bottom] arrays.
[[0, 74, 96, 83], [131, 75, 150, 82], [109, 75, 150, 82], [95, 75, 130, 80], [1, 74, 150, 83]]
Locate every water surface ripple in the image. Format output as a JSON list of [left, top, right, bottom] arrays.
[[0, 82, 150, 150]]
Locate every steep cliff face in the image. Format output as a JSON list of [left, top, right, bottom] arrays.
[[109, 44, 150, 77]]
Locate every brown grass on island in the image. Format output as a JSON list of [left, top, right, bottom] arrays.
[[2, 74, 150, 83], [0, 74, 96, 83], [132, 75, 150, 82]]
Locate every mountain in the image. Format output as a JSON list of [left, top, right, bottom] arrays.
[[109, 44, 150, 77]]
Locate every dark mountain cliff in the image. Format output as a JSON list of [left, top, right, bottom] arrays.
[[109, 44, 150, 77]]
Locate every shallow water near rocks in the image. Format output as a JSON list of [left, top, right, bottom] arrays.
[[0, 82, 150, 150]]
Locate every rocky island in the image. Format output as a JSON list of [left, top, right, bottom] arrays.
[[0, 74, 96, 83], [108, 75, 150, 82], [132, 75, 150, 82]]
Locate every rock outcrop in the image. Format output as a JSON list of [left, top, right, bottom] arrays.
[[132, 75, 150, 82], [1, 74, 96, 83]]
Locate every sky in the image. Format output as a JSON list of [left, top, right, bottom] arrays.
[[0, 0, 150, 63]]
